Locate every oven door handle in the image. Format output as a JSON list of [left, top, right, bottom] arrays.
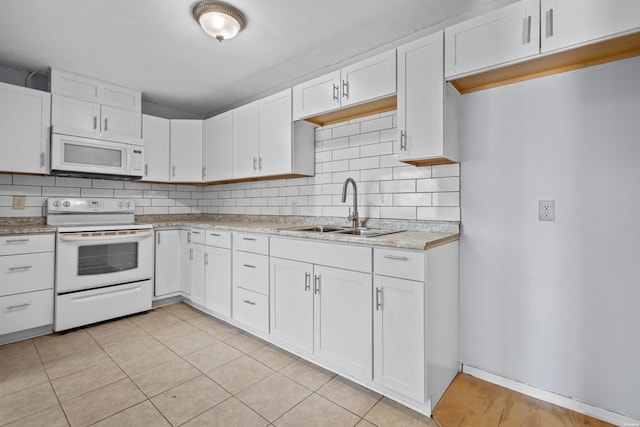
[[58, 230, 153, 241]]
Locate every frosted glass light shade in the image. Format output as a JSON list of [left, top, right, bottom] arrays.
[[193, 1, 246, 42]]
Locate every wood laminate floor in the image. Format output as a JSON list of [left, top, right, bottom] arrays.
[[432, 373, 614, 427]]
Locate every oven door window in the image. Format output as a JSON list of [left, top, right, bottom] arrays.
[[78, 242, 138, 275]]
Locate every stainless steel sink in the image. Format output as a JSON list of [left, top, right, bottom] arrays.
[[333, 228, 404, 237]]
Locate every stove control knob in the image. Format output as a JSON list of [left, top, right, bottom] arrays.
[[118, 201, 124, 208], [62, 201, 70, 208], [52, 200, 61, 208], [126, 201, 132, 208]]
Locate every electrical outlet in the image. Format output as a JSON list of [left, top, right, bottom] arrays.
[[539, 200, 555, 221], [12, 196, 25, 210]]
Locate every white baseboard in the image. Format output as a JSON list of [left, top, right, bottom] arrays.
[[462, 365, 640, 427]]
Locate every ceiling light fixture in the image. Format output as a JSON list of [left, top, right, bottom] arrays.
[[193, 1, 246, 42]]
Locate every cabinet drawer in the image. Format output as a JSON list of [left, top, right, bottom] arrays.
[[0, 289, 53, 335], [206, 230, 232, 249], [233, 251, 269, 295], [374, 248, 424, 282], [271, 237, 372, 273], [233, 232, 269, 255], [233, 287, 269, 333], [0, 234, 54, 256], [189, 229, 205, 245], [0, 252, 54, 296]]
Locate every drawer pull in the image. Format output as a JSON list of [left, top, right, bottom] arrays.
[[7, 303, 31, 310], [243, 264, 256, 268], [242, 237, 256, 241], [4, 238, 29, 244], [8, 265, 32, 272], [210, 233, 221, 237], [375, 287, 382, 311], [243, 299, 256, 306], [314, 275, 320, 295], [192, 231, 202, 234], [383, 255, 408, 261], [304, 272, 311, 292]]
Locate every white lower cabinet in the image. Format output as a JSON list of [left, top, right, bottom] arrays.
[[154, 229, 190, 297], [204, 230, 232, 318], [0, 233, 55, 337], [270, 237, 373, 380], [189, 235, 206, 307], [373, 275, 425, 401]]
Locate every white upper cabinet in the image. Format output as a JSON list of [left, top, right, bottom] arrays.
[[541, 0, 640, 53], [233, 100, 261, 179], [170, 120, 203, 182], [203, 111, 233, 182], [445, 0, 540, 78], [293, 50, 396, 120], [50, 69, 142, 145], [142, 114, 170, 181], [0, 83, 51, 174], [397, 32, 458, 166], [234, 89, 315, 181]]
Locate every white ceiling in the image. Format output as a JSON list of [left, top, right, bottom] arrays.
[[0, 0, 502, 117]]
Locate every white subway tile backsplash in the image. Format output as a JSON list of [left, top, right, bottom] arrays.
[[13, 175, 56, 186], [144, 190, 169, 198], [332, 123, 360, 138], [361, 141, 393, 157], [0, 175, 12, 185], [332, 147, 360, 161], [360, 168, 393, 182], [81, 188, 114, 198], [278, 186, 299, 197], [260, 188, 278, 197], [315, 128, 332, 141], [322, 159, 349, 173], [380, 180, 416, 193], [432, 192, 460, 207], [115, 189, 143, 198], [299, 185, 323, 196], [417, 177, 460, 192], [331, 171, 359, 184], [55, 177, 91, 188], [393, 166, 432, 180], [349, 156, 379, 170], [323, 137, 349, 150], [432, 163, 461, 177], [92, 180, 124, 189], [0, 206, 43, 217], [360, 116, 393, 133], [393, 193, 432, 207], [0, 185, 41, 196], [125, 181, 152, 190], [379, 128, 397, 143], [231, 190, 245, 198], [417, 207, 460, 221], [315, 151, 332, 163], [349, 132, 380, 147], [152, 199, 176, 207], [380, 207, 417, 220]]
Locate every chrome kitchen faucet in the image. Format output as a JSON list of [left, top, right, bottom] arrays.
[[341, 177, 359, 229]]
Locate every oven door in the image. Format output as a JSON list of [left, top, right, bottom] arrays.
[[55, 229, 153, 293], [51, 133, 138, 177]]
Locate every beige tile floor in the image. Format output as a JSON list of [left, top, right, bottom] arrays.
[[0, 303, 438, 427]]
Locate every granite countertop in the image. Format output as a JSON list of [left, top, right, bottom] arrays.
[[0, 214, 459, 250], [138, 214, 459, 250]]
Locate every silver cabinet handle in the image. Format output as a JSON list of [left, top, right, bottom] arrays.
[[314, 275, 320, 295], [4, 238, 29, 244], [157, 233, 161, 245], [104, 118, 108, 131], [400, 130, 407, 151], [243, 299, 256, 306], [192, 231, 201, 235], [172, 166, 176, 177], [144, 164, 148, 176], [242, 237, 256, 241], [210, 233, 221, 237], [342, 80, 349, 99], [187, 232, 191, 243], [7, 303, 31, 310], [384, 255, 408, 261], [40, 152, 45, 168], [547, 8, 554, 37], [253, 157, 257, 170], [332, 83, 339, 102], [243, 264, 256, 268], [8, 265, 32, 272], [93, 116, 97, 130], [304, 272, 311, 292], [376, 287, 382, 311], [525, 15, 532, 44], [190, 248, 194, 260], [204, 253, 209, 265], [258, 157, 262, 170]]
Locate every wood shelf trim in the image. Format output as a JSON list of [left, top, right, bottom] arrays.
[[302, 95, 397, 127], [449, 31, 640, 94]]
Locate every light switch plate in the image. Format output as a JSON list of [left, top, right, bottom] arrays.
[[13, 196, 26, 210]]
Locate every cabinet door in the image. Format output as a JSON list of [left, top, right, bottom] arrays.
[[51, 94, 101, 139], [0, 83, 50, 174], [292, 70, 340, 120], [190, 243, 206, 306], [270, 258, 314, 354], [444, 0, 540, 78], [101, 105, 142, 142], [260, 89, 293, 177], [170, 120, 203, 182], [314, 266, 372, 379], [101, 82, 141, 111], [341, 50, 396, 107], [204, 111, 233, 182], [232, 101, 260, 179], [397, 32, 445, 162], [541, 0, 640, 53], [205, 246, 231, 318], [142, 114, 170, 181], [374, 275, 425, 402], [180, 231, 192, 296], [154, 230, 182, 296]]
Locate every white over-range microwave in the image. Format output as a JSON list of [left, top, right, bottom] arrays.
[[51, 133, 144, 179]]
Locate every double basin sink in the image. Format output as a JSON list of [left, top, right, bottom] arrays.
[[284, 225, 403, 238]]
